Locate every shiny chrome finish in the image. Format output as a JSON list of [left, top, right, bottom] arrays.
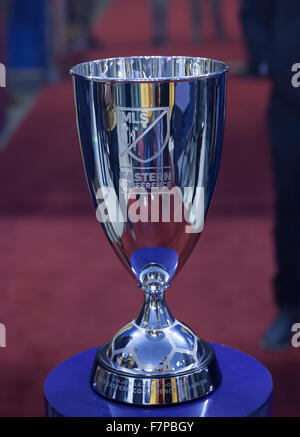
[[92, 291, 221, 405], [93, 340, 220, 406], [71, 56, 228, 406]]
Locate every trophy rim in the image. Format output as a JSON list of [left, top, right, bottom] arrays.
[[69, 55, 229, 83]]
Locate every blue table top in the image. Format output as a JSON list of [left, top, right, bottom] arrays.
[[44, 343, 273, 417]]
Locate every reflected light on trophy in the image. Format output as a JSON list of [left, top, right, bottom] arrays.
[[70, 56, 229, 406]]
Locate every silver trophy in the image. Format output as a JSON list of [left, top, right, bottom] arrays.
[[70, 56, 228, 406]]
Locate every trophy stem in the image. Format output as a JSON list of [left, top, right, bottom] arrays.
[[91, 245, 222, 406], [135, 291, 175, 330], [91, 281, 221, 405]]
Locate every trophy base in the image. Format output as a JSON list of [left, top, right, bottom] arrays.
[[45, 344, 273, 416], [91, 290, 221, 406], [91, 339, 221, 406]]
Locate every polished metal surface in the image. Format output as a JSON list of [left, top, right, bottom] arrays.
[[71, 56, 228, 406], [93, 340, 221, 406], [92, 291, 221, 405]]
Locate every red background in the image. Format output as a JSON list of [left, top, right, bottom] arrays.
[[0, 0, 298, 416]]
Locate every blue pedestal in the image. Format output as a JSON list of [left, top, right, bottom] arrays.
[[44, 344, 273, 417]]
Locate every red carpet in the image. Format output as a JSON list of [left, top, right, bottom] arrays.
[[0, 0, 298, 417], [1, 215, 299, 417]]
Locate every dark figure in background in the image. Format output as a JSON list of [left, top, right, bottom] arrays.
[[149, 0, 169, 46], [149, 0, 227, 46], [67, 0, 100, 51], [241, 0, 300, 349], [190, 0, 227, 42]]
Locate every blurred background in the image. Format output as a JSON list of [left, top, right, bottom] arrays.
[[0, 0, 299, 417]]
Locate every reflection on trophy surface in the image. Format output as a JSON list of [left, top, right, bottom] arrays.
[[71, 56, 228, 406]]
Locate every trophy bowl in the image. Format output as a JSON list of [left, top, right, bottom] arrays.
[[70, 56, 228, 406]]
